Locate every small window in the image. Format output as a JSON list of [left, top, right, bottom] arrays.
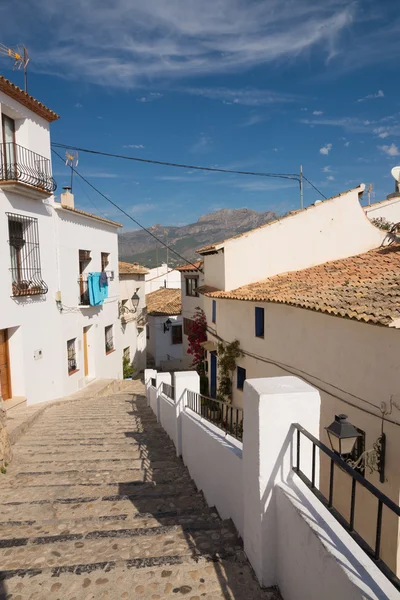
[[185, 277, 199, 297], [183, 318, 194, 335], [350, 428, 366, 476], [237, 366, 246, 390], [105, 325, 114, 354], [255, 307, 265, 338], [171, 324, 183, 345], [101, 252, 109, 272], [67, 339, 77, 374], [123, 346, 130, 360], [146, 324, 150, 340], [212, 300, 216, 324]]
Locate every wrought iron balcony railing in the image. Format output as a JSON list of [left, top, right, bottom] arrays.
[[0, 142, 57, 193]]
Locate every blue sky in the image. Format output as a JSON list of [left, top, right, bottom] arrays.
[[2, 0, 400, 229]]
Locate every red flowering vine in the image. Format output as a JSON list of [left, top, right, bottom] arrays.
[[187, 307, 207, 374]]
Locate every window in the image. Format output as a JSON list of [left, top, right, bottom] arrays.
[[146, 325, 150, 340], [183, 318, 195, 335], [185, 277, 199, 297], [101, 252, 109, 272], [7, 213, 47, 296], [2, 115, 16, 178], [212, 300, 216, 324], [255, 307, 265, 338], [237, 366, 246, 390], [171, 324, 183, 345], [67, 339, 77, 374], [350, 428, 366, 476], [79, 250, 91, 305], [105, 325, 114, 354]]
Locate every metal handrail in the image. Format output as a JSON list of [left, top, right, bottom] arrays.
[[150, 378, 156, 388], [186, 390, 243, 441], [162, 382, 175, 400], [293, 423, 400, 592], [0, 142, 56, 193]]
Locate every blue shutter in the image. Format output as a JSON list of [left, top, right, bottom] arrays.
[[255, 307, 264, 337], [212, 300, 216, 323]]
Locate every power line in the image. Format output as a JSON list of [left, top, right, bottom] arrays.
[[303, 175, 327, 200], [51, 142, 301, 182], [52, 149, 202, 271]]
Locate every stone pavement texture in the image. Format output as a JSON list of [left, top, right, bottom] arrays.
[[0, 381, 280, 600]]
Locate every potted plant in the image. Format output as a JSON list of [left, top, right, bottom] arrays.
[[123, 355, 134, 379]]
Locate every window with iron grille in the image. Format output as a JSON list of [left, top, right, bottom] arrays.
[[183, 318, 195, 335], [105, 325, 114, 354], [171, 324, 183, 345], [101, 252, 109, 272], [185, 277, 199, 297], [237, 366, 246, 390], [7, 213, 48, 297], [67, 339, 77, 374]]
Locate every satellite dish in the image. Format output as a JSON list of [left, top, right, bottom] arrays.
[[391, 166, 400, 182]]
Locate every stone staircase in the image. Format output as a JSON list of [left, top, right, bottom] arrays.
[[0, 385, 280, 599]]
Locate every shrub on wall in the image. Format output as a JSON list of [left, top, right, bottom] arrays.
[[217, 340, 243, 403], [187, 307, 207, 374]]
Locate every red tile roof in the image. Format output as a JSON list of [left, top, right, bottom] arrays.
[[206, 245, 400, 326], [146, 288, 182, 316], [0, 75, 59, 122], [176, 261, 203, 272], [119, 261, 149, 275]]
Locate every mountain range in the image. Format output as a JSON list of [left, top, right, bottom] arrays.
[[118, 208, 278, 268]]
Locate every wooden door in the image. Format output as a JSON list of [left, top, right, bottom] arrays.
[[0, 329, 12, 400], [83, 327, 89, 377]]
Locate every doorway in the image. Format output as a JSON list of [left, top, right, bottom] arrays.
[[83, 326, 89, 377], [0, 329, 12, 400], [210, 351, 217, 399]]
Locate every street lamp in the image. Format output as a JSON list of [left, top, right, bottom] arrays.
[[325, 414, 362, 456], [164, 318, 172, 333], [131, 290, 140, 312]]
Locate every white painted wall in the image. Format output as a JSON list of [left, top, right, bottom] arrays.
[[180, 270, 204, 358], [202, 187, 385, 291], [119, 272, 147, 373], [145, 263, 181, 294], [146, 314, 183, 367], [365, 195, 400, 223]]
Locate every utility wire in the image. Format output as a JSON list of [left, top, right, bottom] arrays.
[[51, 142, 300, 182], [303, 175, 327, 200], [52, 149, 202, 271]]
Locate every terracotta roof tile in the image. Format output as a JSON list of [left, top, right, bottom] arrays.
[[59, 204, 122, 227], [146, 288, 182, 316], [119, 261, 149, 275], [0, 75, 59, 122], [207, 245, 400, 326], [176, 261, 203, 272]]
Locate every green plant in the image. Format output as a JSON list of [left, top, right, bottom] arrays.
[[371, 217, 394, 231], [187, 307, 208, 374], [0, 467, 6, 474], [217, 340, 243, 402], [123, 354, 134, 379]]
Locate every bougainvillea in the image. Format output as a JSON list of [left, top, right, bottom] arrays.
[[187, 307, 207, 373]]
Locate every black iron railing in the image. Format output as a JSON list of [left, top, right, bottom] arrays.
[[7, 212, 48, 297], [293, 424, 400, 592], [162, 382, 175, 400], [151, 377, 156, 388], [187, 391, 243, 441], [0, 142, 56, 193]]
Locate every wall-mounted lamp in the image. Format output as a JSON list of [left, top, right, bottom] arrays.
[[119, 288, 140, 318], [131, 289, 140, 312], [164, 318, 172, 333], [325, 414, 386, 483]]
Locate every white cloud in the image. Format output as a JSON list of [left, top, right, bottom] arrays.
[[75, 102, 83, 108], [378, 132, 390, 139], [300, 108, 308, 111], [10, 1, 357, 88], [357, 90, 384, 102], [327, 175, 335, 181], [241, 113, 267, 127], [320, 143, 332, 155], [344, 141, 350, 146], [191, 133, 212, 153], [322, 165, 332, 173], [313, 110, 324, 115], [187, 87, 294, 106], [137, 93, 163, 102], [379, 143, 400, 157], [123, 144, 145, 149]]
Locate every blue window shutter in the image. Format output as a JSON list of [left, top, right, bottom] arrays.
[[255, 307, 264, 337], [212, 300, 216, 323]]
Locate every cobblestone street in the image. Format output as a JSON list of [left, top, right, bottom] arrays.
[[0, 383, 279, 600]]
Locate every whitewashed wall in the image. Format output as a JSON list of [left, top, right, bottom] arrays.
[[365, 196, 400, 224], [180, 270, 205, 358], [147, 314, 183, 367], [145, 264, 181, 294], [119, 273, 147, 373]]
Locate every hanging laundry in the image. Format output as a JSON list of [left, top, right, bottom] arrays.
[[100, 271, 108, 287], [88, 273, 103, 306]]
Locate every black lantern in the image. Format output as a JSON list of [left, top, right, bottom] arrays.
[[131, 291, 140, 312], [164, 318, 172, 333], [325, 414, 362, 456]]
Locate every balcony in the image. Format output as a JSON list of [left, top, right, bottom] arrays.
[[0, 142, 57, 198], [78, 271, 114, 306]]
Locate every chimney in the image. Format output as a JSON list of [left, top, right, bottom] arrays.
[[60, 186, 74, 209]]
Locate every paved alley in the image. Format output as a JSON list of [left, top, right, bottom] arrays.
[[0, 384, 278, 600]]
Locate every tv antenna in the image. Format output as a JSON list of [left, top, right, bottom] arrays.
[[65, 151, 79, 191], [367, 183, 373, 206], [0, 43, 30, 92]]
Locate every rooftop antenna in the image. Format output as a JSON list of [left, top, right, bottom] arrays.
[[367, 183, 373, 206], [0, 43, 30, 92], [65, 151, 79, 192]]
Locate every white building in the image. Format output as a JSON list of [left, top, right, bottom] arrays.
[[146, 288, 183, 369], [176, 261, 204, 362], [0, 75, 123, 406], [145, 262, 181, 294], [118, 260, 149, 374]]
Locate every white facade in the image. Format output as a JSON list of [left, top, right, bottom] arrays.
[[177, 264, 204, 359], [364, 195, 400, 224], [0, 80, 123, 406], [146, 314, 183, 368], [145, 263, 181, 294], [119, 268, 147, 374]]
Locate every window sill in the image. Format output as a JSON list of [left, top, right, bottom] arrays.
[[68, 368, 79, 377], [255, 335, 264, 339], [106, 349, 115, 355]]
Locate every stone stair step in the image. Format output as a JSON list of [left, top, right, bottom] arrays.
[[8, 457, 181, 472]]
